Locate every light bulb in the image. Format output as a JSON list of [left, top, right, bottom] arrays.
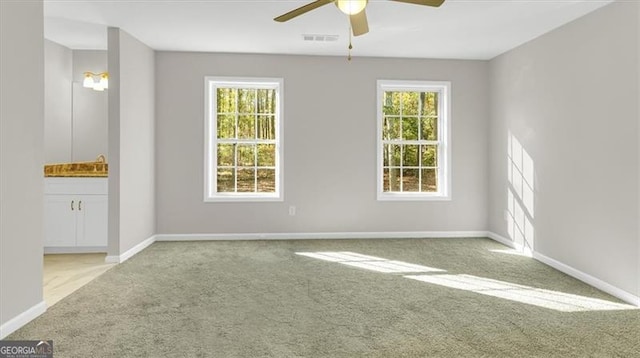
[[99, 73, 109, 89], [336, 0, 367, 15], [83, 73, 94, 88]]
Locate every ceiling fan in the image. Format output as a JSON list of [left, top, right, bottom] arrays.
[[274, 0, 446, 37]]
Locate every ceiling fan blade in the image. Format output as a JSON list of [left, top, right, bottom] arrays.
[[350, 10, 369, 36], [390, 0, 445, 7], [274, 0, 334, 22]]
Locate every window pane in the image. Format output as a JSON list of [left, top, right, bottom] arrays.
[[403, 145, 419, 167], [401, 92, 419, 116], [257, 144, 275, 167], [383, 144, 401, 167], [217, 144, 234, 166], [237, 144, 255, 167], [257, 169, 276, 193], [238, 89, 256, 113], [257, 89, 276, 114], [383, 168, 401, 192], [217, 115, 235, 139], [238, 115, 255, 139], [421, 92, 438, 116], [383, 145, 388, 167], [421, 169, 437, 192], [403, 169, 419, 192], [257, 115, 276, 140], [238, 168, 256, 193], [383, 117, 401, 140], [237, 169, 255, 192], [420, 117, 438, 140], [383, 92, 400, 115], [217, 88, 237, 113], [421, 145, 438, 167], [217, 168, 235, 192], [402, 117, 418, 140]]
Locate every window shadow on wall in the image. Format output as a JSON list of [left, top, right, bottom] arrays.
[[507, 131, 535, 256]]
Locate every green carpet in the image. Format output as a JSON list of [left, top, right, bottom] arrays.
[[8, 238, 640, 357]]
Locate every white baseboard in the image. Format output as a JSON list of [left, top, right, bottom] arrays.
[[0, 301, 46, 339], [105, 235, 156, 264], [155, 231, 489, 242], [486, 232, 516, 249], [533, 251, 640, 307]]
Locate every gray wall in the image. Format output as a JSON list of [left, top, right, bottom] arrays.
[[72, 50, 107, 83], [155, 53, 489, 234], [0, 0, 44, 330], [488, 1, 639, 296], [108, 28, 156, 256], [44, 39, 72, 163], [43, 44, 108, 163]]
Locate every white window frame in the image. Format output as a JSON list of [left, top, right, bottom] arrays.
[[204, 77, 284, 202], [376, 80, 451, 201]]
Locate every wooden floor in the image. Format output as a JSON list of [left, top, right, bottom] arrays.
[[43, 253, 116, 307]]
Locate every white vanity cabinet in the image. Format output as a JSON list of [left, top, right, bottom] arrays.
[[44, 178, 108, 252]]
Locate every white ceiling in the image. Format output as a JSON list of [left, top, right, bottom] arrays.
[[44, 0, 613, 60]]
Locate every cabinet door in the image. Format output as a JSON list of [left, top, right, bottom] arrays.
[[76, 195, 108, 247], [44, 195, 77, 247]]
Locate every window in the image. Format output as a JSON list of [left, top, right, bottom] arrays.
[[377, 80, 450, 200], [204, 77, 283, 201]]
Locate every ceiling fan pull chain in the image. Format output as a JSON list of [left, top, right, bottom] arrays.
[[348, 24, 353, 61]]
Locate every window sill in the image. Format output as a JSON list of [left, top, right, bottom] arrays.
[[377, 193, 451, 202], [204, 194, 283, 203]]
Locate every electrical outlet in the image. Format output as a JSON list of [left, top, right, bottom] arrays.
[[289, 206, 296, 216]]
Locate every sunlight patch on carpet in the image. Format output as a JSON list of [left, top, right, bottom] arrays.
[[297, 251, 638, 312], [406, 274, 638, 312], [296, 251, 445, 274]]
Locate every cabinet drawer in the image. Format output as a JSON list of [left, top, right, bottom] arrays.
[[45, 178, 108, 195]]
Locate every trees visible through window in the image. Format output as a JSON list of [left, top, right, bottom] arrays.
[[377, 80, 450, 200], [205, 78, 283, 201]]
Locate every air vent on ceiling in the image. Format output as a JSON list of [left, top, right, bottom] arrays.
[[302, 34, 339, 42]]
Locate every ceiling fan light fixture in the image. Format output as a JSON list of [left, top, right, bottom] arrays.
[[336, 0, 367, 15]]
